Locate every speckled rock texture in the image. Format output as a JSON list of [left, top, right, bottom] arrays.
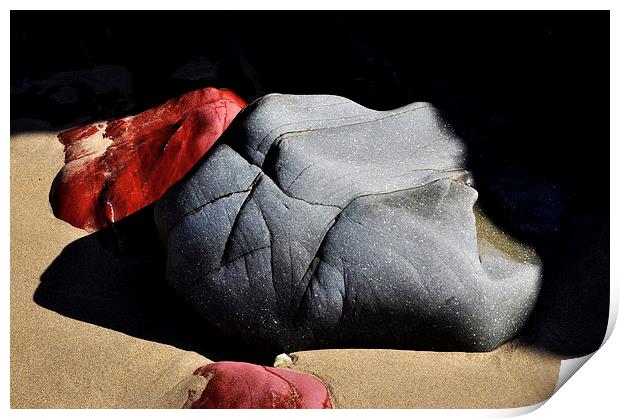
[[50, 87, 246, 232], [189, 361, 332, 409], [155, 94, 542, 352]]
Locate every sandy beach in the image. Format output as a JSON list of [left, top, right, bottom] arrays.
[[289, 343, 559, 409], [10, 124, 561, 409], [10, 126, 211, 408]]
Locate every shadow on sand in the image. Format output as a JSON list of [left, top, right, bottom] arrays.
[[34, 206, 276, 365]]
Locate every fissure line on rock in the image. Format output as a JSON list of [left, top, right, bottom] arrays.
[[260, 367, 302, 406], [170, 143, 467, 332], [165, 187, 254, 238], [290, 178, 452, 320], [236, 155, 343, 209], [256, 203, 283, 303], [183, 245, 272, 294], [139, 120, 188, 200], [228, 145, 467, 322], [253, 101, 431, 157], [286, 163, 315, 190], [220, 173, 263, 265]]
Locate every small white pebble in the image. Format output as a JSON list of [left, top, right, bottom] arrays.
[[274, 353, 293, 368]]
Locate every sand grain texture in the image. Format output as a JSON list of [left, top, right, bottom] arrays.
[[289, 344, 560, 409], [10, 128, 210, 408]]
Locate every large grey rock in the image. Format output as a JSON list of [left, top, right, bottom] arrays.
[[154, 94, 542, 352]]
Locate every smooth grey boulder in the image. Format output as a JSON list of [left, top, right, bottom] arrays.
[[154, 94, 542, 352]]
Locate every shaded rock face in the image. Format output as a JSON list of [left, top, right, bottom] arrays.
[[190, 361, 332, 409], [155, 94, 542, 352], [50, 87, 246, 232]]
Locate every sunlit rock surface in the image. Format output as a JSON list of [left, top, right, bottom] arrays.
[[50, 87, 246, 231], [189, 361, 332, 409], [155, 94, 542, 352]]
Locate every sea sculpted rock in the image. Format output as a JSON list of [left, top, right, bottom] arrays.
[[189, 361, 332, 409], [50, 87, 246, 232], [155, 94, 542, 352]]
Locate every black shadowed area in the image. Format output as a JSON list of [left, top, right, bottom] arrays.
[[13, 10, 608, 359]]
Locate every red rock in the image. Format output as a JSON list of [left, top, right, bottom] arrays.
[[50, 87, 246, 232], [190, 361, 332, 409]]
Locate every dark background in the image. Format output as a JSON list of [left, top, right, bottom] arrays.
[[12, 11, 610, 361]]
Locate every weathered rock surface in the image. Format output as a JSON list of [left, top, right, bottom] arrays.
[[155, 94, 542, 352], [50, 87, 246, 232], [189, 361, 332, 409]]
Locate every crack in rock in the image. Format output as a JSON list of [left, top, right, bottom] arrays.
[[155, 94, 542, 353]]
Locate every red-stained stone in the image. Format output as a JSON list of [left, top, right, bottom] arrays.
[[190, 361, 332, 409], [49, 87, 247, 232]]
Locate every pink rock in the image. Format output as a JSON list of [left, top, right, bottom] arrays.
[[50, 87, 247, 232], [190, 361, 332, 409]]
